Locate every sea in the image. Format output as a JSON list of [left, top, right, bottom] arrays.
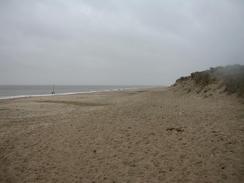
[[0, 85, 147, 99]]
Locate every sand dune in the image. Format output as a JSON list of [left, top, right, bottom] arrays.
[[0, 87, 243, 182]]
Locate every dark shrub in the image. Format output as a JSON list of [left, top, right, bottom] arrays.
[[191, 71, 212, 86]]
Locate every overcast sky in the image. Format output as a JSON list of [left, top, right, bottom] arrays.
[[0, 0, 243, 85]]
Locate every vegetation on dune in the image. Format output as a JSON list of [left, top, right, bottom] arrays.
[[175, 65, 244, 97], [215, 65, 244, 96], [191, 71, 215, 86]]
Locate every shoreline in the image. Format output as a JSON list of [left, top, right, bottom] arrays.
[[0, 86, 157, 100]]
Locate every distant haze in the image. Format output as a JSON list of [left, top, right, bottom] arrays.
[[0, 0, 243, 85]]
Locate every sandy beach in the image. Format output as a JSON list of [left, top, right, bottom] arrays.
[[0, 87, 243, 183]]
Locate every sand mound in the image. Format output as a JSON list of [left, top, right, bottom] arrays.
[[172, 65, 244, 98]]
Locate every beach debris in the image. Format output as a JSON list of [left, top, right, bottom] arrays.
[[166, 127, 184, 133]]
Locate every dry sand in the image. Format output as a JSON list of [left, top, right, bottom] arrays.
[[0, 87, 243, 183]]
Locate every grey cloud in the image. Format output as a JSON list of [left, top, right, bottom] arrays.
[[0, 0, 243, 85]]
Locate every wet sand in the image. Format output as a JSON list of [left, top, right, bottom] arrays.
[[0, 87, 243, 182]]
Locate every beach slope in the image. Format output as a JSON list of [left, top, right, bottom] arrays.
[[0, 87, 243, 182]]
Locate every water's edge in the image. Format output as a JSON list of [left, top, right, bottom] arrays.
[[0, 87, 141, 100]]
